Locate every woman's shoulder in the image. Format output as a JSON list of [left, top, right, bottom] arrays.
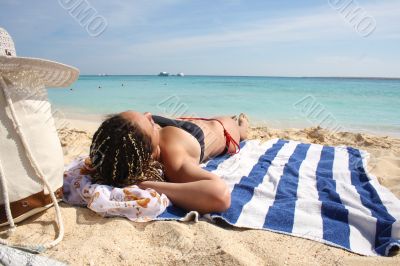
[[159, 127, 201, 167]]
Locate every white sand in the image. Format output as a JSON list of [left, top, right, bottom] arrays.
[[1, 117, 399, 265]]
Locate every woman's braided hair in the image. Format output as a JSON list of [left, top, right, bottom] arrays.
[[88, 113, 165, 187]]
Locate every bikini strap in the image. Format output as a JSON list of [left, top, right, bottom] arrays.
[[178, 117, 240, 155]]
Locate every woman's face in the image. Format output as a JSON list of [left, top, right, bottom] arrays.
[[120, 110, 160, 152]]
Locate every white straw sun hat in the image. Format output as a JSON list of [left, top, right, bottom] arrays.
[[0, 27, 79, 86], [0, 27, 79, 252]]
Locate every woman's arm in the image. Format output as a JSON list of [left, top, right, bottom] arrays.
[[138, 158, 231, 214], [138, 177, 230, 214]]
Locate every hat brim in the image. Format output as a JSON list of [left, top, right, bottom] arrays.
[[0, 56, 79, 88]]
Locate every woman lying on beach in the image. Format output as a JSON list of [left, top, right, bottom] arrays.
[[87, 111, 249, 214]]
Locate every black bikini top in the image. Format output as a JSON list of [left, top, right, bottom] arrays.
[[152, 115, 205, 162]]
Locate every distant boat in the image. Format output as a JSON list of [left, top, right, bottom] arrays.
[[177, 72, 185, 77], [158, 72, 169, 77]]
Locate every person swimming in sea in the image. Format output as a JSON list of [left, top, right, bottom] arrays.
[[86, 111, 249, 214]]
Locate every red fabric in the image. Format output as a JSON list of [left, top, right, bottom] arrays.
[[178, 117, 241, 155]]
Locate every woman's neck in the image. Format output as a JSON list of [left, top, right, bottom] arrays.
[[153, 145, 161, 161]]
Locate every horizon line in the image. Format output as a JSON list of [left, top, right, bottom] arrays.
[[78, 74, 400, 80]]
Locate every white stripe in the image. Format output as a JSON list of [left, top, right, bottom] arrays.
[[292, 144, 324, 239], [333, 147, 377, 256], [215, 139, 279, 193], [235, 141, 298, 228], [374, 181, 400, 241], [359, 150, 400, 243]]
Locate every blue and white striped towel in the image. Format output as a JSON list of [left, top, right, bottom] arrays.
[[156, 139, 400, 256]]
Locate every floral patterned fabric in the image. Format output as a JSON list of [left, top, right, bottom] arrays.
[[63, 157, 170, 222]]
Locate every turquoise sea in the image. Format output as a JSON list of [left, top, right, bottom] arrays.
[[48, 76, 400, 137]]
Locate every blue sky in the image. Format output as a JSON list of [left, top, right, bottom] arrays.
[[1, 0, 399, 77]]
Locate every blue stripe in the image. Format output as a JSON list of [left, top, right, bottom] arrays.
[[347, 147, 397, 255], [316, 146, 350, 249], [214, 139, 288, 223], [157, 205, 189, 220], [203, 141, 247, 172], [263, 143, 310, 232]]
